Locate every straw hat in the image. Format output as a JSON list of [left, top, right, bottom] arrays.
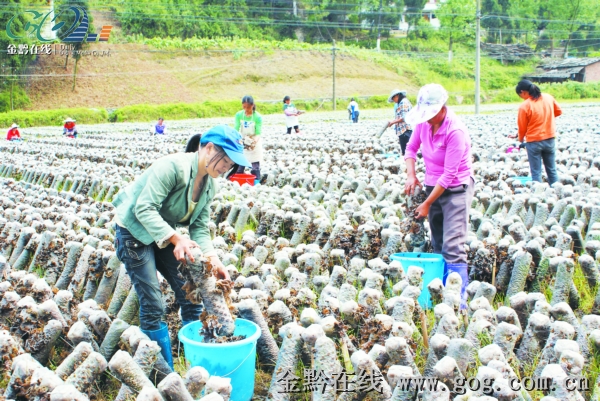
[[387, 89, 407, 103], [10, 123, 18, 128], [405, 84, 449, 126], [64, 117, 76, 123]]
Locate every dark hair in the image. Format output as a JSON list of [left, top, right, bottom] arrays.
[[351, 97, 355, 101], [516, 79, 542, 100], [242, 95, 256, 112], [158, 117, 164, 120], [185, 134, 239, 177], [396, 93, 405, 103], [283, 95, 290, 103], [186, 134, 201, 153]]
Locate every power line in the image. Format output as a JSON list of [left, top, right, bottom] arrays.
[[3, 2, 600, 28]]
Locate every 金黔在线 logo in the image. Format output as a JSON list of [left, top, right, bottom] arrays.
[[6, 6, 112, 43]]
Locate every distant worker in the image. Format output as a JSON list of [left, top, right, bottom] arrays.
[[403, 84, 474, 310], [234, 95, 263, 182], [63, 117, 78, 138], [153, 117, 167, 135], [283, 95, 303, 134], [387, 89, 413, 156], [347, 98, 360, 123], [7, 123, 22, 142], [508, 79, 562, 186]]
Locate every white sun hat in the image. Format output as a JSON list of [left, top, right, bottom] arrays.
[[405, 84, 449, 126], [64, 117, 76, 123], [10, 123, 18, 128], [387, 89, 407, 103]]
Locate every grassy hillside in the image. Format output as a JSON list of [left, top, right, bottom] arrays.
[[22, 32, 541, 112]]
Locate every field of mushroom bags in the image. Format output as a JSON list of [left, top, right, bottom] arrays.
[[2, 105, 600, 401]]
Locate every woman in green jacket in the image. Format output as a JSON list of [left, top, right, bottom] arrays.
[[112, 125, 250, 368]]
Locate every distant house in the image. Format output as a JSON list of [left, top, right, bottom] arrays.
[[523, 58, 600, 83]]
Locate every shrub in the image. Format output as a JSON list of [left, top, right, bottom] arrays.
[[0, 108, 109, 128]]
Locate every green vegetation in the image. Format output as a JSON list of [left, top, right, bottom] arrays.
[[0, 0, 36, 112], [108, 0, 600, 57], [491, 81, 600, 104], [0, 107, 108, 128], [572, 263, 596, 314], [2, 0, 600, 114], [4, 78, 600, 128], [32, 265, 46, 278]]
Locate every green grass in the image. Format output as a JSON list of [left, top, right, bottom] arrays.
[[32, 265, 46, 278], [0, 107, 108, 128], [237, 221, 258, 242], [582, 342, 600, 401], [573, 263, 596, 314], [493, 291, 507, 309], [413, 308, 435, 374], [0, 372, 10, 391]]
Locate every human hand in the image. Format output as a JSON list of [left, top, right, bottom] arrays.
[[171, 234, 200, 263], [404, 176, 422, 195], [414, 202, 430, 219], [208, 256, 230, 280], [507, 134, 518, 139], [387, 121, 394, 128]]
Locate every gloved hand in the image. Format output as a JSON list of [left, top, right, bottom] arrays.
[[519, 142, 526, 149]]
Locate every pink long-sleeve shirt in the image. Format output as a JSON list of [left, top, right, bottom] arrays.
[[404, 108, 473, 189]]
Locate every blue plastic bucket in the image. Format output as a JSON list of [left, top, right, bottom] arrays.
[[179, 319, 261, 401], [390, 252, 445, 309], [511, 176, 532, 185], [383, 153, 400, 159]]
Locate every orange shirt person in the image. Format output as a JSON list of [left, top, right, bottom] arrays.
[[508, 80, 562, 185]]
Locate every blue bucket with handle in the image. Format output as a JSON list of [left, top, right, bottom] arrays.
[[179, 319, 261, 401], [390, 252, 445, 309]]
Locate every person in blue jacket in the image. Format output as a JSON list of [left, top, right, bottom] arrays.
[[153, 118, 167, 135]]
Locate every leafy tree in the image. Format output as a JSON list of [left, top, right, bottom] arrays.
[[0, 0, 35, 111], [551, 0, 597, 56], [437, 0, 475, 60], [53, 0, 93, 89], [404, 0, 427, 38]]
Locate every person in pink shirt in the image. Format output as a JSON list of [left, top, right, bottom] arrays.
[[403, 83, 474, 309]]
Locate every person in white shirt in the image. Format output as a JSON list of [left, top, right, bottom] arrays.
[[347, 98, 359, 123]]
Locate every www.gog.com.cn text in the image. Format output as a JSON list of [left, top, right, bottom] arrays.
[[275, 369, 590, 395]]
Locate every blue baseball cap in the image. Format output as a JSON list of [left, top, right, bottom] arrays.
[[200, 125, 251, 167]]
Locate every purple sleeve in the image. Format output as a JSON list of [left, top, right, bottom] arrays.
[[436, 128, 467, 189], [403, 126, 422, 160]]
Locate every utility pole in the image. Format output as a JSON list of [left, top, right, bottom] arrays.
[[376, 0, 383, 51], [475, 0, 481, 114], [332, 40, 337, 110]]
